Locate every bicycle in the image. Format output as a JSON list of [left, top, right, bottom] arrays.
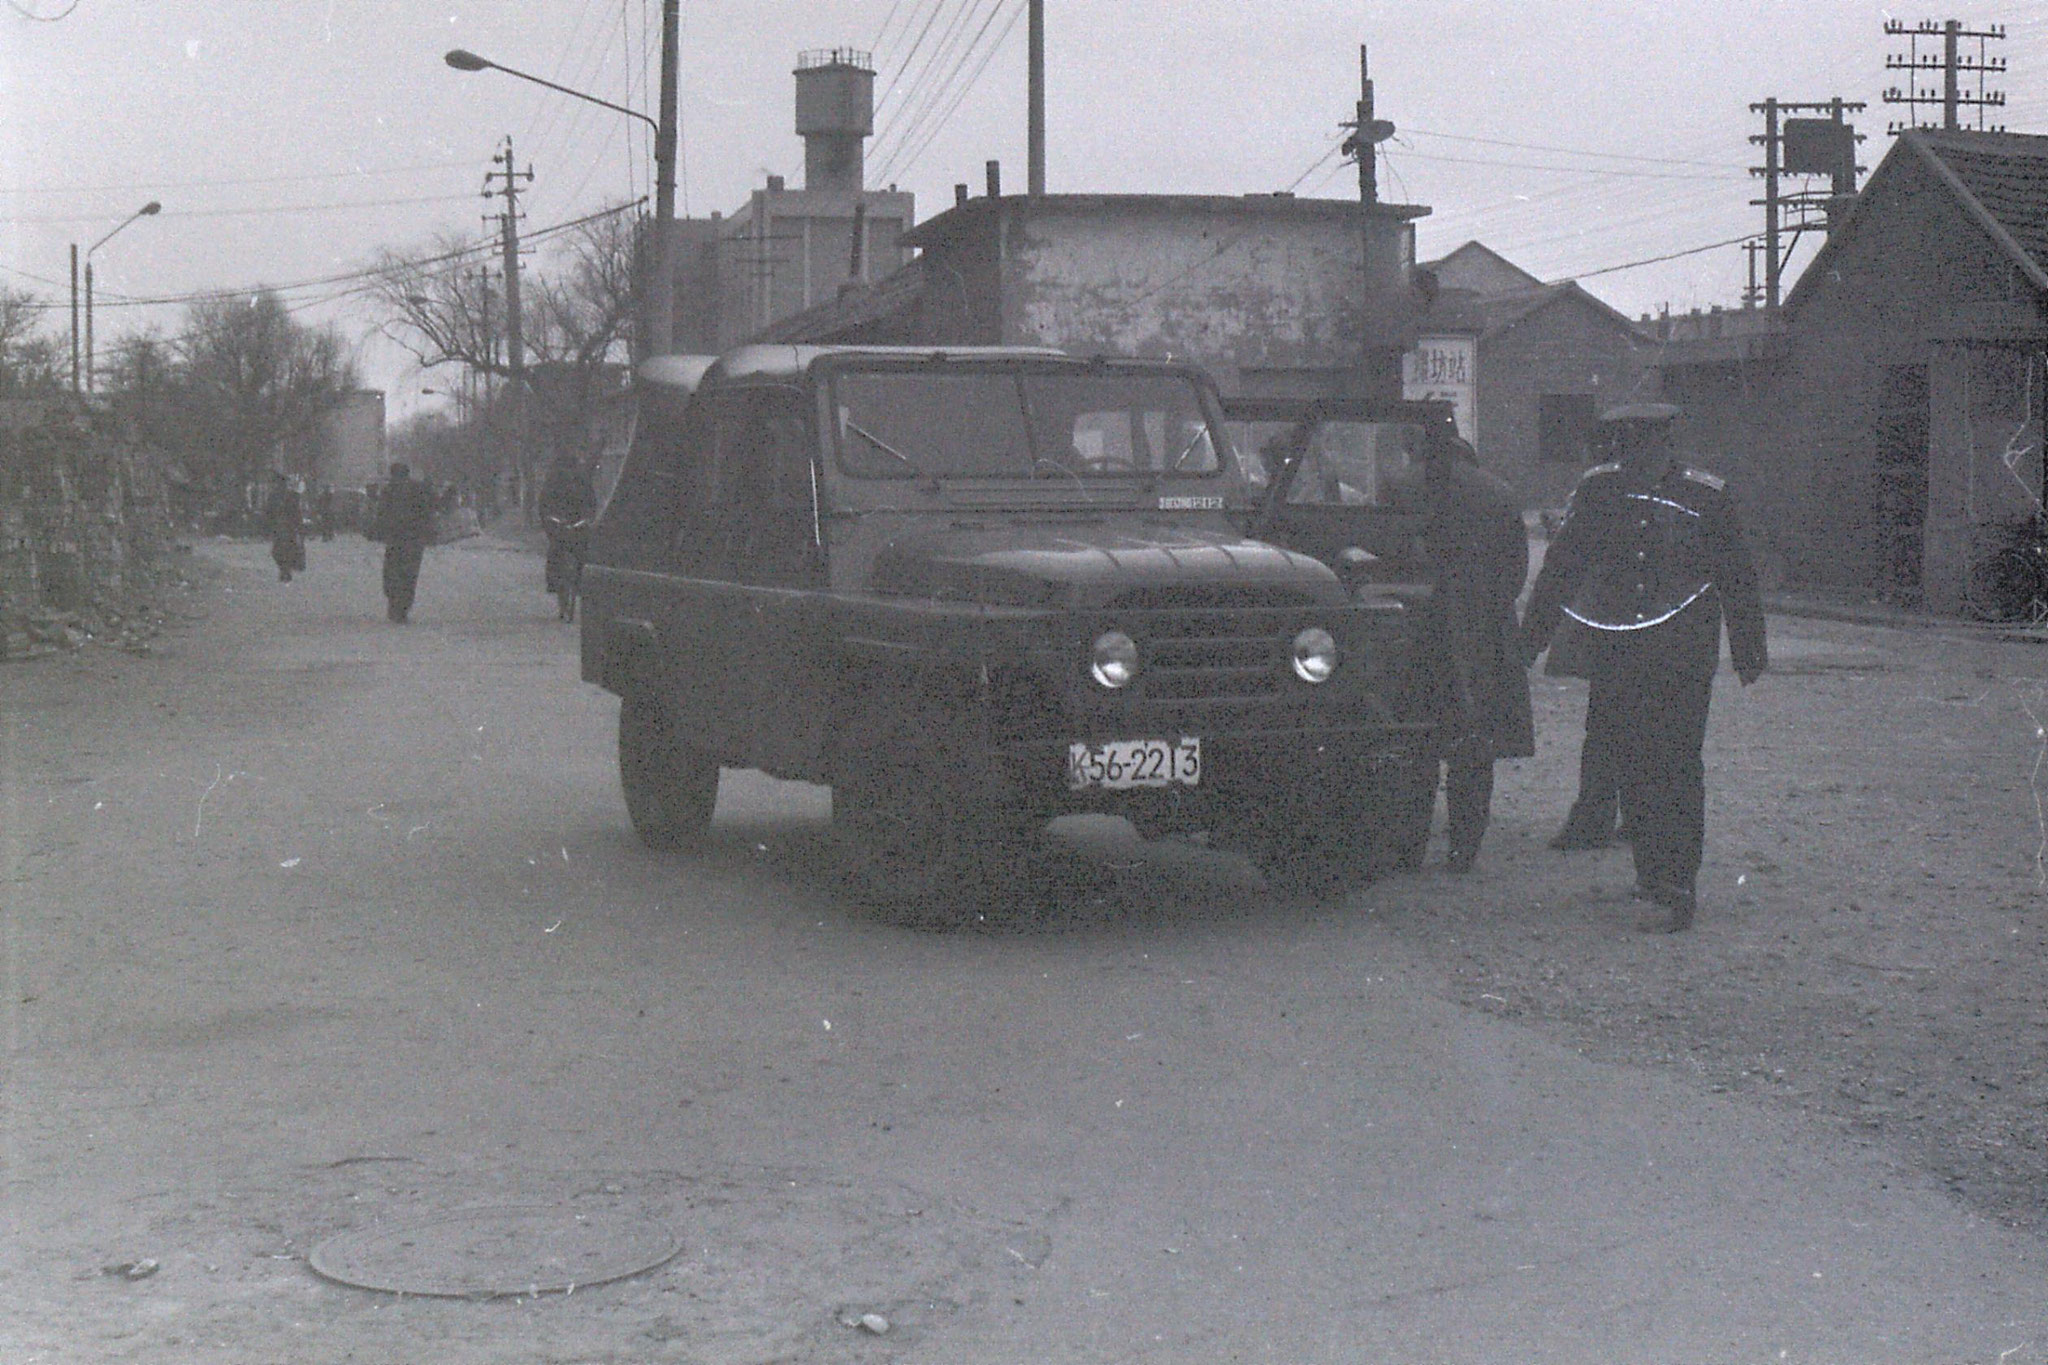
[[544, 515, 591, 623]]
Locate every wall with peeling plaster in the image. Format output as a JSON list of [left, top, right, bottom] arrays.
[[900, 195, 1429, 402], [0, 398, 174, 659]]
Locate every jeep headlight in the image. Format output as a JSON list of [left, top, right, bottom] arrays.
[[1291, 627, 1338, 684], [1090, 630, 1140, 689]]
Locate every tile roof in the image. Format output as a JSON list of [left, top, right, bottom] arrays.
[[1910, 129, 2048, 288]]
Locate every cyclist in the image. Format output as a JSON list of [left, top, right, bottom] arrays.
[[539, 454, 597, 622]]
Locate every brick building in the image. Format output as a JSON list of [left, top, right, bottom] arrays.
[[1656, 129, 2048, 613], [1410, 241, 1650, 505]]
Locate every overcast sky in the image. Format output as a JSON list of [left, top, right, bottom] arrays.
[[7, 1, 2048, 422]]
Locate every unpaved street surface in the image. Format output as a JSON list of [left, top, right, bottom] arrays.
[[3, 534, 2047, 1364]]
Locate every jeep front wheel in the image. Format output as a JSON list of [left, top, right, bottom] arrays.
[[618, 689, 719, 849]]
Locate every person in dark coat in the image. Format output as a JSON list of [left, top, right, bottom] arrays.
[[266, 473, 305, 582], [372, 461, 436, 623], [1416, 428, 1536, 872], [313, 484, 335, 542], [538, 454, 597, 620], [1519, 402, 1767, 932]]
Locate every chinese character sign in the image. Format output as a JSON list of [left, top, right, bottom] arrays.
[[1402, 335, 1478, 446]]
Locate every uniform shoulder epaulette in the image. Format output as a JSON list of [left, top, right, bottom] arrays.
[[1681, 467, 1726, 491]]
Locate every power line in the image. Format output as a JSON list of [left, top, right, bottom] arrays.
[[877, 0, 1022, 184], [1402, 127, 1748, 171], [1545, 232, 1758, 283], [1389, 146, 1747, 183], [3, 191, 482, 227], [872, 0, 990, 170], [0, 160, 489, 198]]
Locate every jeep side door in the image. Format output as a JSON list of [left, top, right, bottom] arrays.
[[713, 384, 831, 779]]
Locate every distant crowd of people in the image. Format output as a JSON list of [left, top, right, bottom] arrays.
[[258, 457, 595, 627]]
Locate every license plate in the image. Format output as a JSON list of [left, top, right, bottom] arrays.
[[1066, 737, 1201, 791]]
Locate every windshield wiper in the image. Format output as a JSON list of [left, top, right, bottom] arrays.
[[1166, 424, 1213, 473], [845, 419, 936, 484]]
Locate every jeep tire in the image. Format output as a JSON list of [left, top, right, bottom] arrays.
[[618, 688, 720, 849]]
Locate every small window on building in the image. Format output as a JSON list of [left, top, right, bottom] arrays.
[[1539, 393, 1598, 465]]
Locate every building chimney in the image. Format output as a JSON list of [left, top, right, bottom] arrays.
[[793, 48, 875, 194], [985, 160, 1002, 197], [955, 183, 969, 207]]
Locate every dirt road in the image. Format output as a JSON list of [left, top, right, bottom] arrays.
[[3, 533, 2045, 1363]]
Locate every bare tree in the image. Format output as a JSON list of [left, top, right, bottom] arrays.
[[0, 286, 64, 395], [370, 205, 640, 510]]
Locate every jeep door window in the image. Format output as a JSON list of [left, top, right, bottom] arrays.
[[596, 381, 701, 569], [722, 392, 816, 586], [1233, 420, 1425, 507], [1022, 374, 1221, 477], [832, 371, 1032, 479]]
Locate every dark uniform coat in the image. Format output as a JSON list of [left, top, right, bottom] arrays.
[[1521, 458, 1766, 900]]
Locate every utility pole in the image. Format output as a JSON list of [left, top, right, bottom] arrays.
[[69, 244, 79, 393], [484, 138, 534, 517], [1027, 0, 1045, 196], [650, 0, 680, 356], [1884, 18, 2007, 132], [1749, 97, 1865, 309]]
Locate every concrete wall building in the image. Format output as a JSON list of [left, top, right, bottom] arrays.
[[1657, 128, 2048, 614], [645, 49, 914, 357], [311, 390, 386, 491], [768, 187, 1435, 404]]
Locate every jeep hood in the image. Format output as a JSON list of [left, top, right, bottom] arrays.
[[865, 520, 1345, 609]]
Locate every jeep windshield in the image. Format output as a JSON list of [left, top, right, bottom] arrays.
[[830, 368, 1223, 482]]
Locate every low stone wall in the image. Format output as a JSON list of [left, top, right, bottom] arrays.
[[1, 396, 177, 660]]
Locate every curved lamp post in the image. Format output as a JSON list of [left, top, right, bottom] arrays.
[[444, 49, 657, 133], [81, 200, 161, 394], [444, 38, 676, 356]]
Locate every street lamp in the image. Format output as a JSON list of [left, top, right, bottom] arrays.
[[79, 200, 162, 394], [443, 48, 657, 133], [445, 21, 677, 357]]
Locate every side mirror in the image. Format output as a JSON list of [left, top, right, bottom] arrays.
[[1337, 545, 1377, 590]]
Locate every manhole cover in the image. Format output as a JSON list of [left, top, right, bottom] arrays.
[[308, 1205, 681, 1298]]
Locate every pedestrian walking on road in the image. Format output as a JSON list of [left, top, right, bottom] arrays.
[[372, 461, 436, 624], [314, 484, 336, 542], [266, 473, 305, 583], [1416, 428, 1535, 872], [1519, 402, 1767, 932]]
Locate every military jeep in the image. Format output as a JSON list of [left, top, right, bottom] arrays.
[[581, 344, 1442, 907]]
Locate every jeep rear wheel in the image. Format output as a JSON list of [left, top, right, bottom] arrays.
[[619, 689, 719, 849]]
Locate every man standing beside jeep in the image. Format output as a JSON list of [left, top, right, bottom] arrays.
[[1518, 402, 1766, 932], [1415, 428, 1534, 872]]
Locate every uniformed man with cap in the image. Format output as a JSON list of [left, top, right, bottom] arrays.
[[1519, 401, 1767, 931]]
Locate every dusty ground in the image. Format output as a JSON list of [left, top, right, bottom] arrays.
[[6, 539, 2048, 1362], [1373, 608, 2048, 1236]]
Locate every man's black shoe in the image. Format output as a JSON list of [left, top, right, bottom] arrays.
[[1635, 883, 1696, 933], [1549, 825, 1613, 851]]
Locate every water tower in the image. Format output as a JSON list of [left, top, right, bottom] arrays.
[[794, 48, 875, 194]]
